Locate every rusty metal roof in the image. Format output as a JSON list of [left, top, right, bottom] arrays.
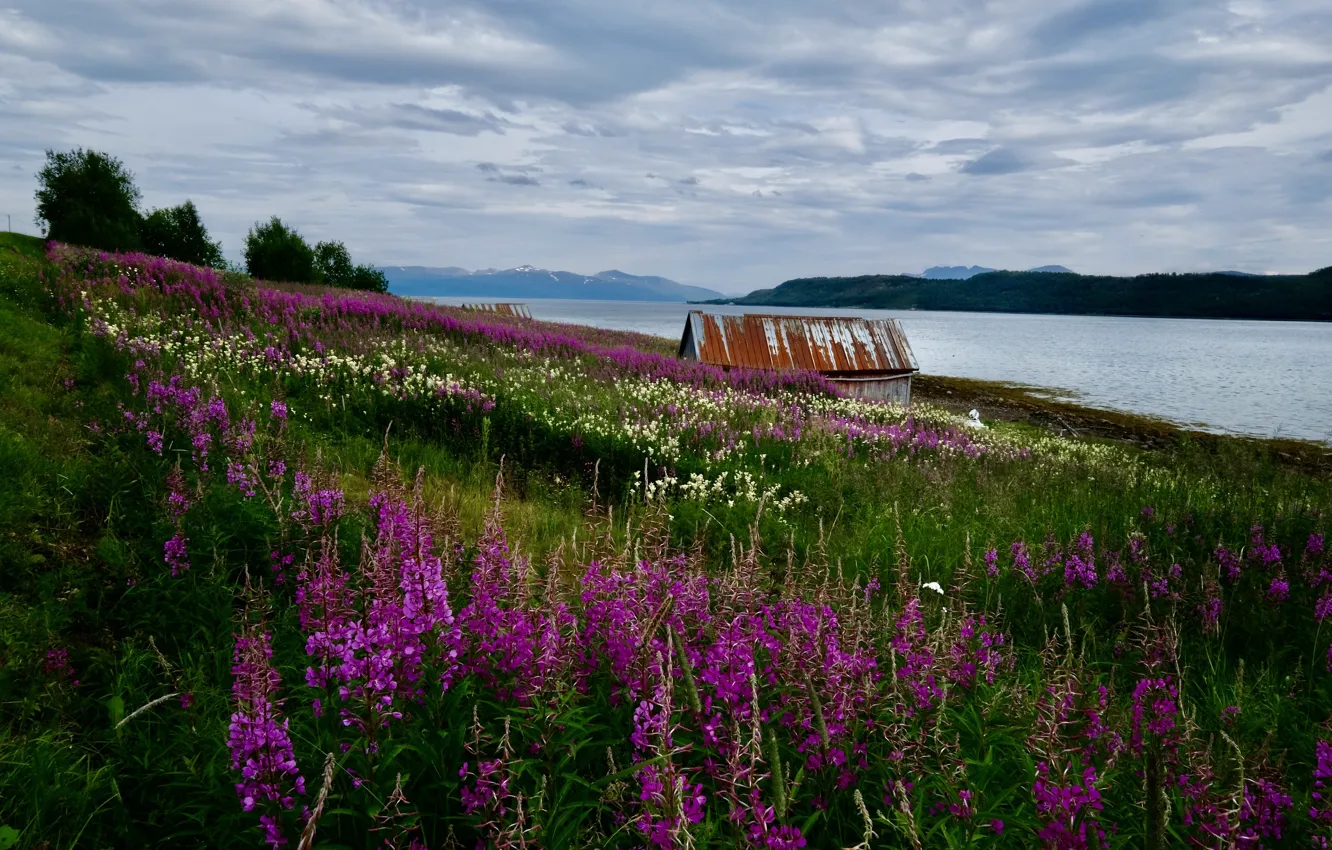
[[459, 303, 532, 319], [679, 311, 918, 375]]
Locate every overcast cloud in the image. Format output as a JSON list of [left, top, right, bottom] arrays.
[[2, 0, 1330, 291]]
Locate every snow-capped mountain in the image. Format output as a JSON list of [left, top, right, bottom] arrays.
[[378, 265, 725, 302], [917, 264, 1076, 279]]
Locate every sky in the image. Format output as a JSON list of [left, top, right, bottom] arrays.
[[2, 1, 1331, 294]]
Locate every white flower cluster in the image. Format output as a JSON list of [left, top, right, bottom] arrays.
[[634, 468, 808, 515]]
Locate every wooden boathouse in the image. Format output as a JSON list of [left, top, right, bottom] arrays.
[[678, 310, 920, 404]]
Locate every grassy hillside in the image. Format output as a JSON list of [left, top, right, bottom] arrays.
[[0, 231, 45, 260], [722, 267, 1332, 321], [3, 241, 1332, 848]]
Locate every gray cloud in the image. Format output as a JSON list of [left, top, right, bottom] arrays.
[[1, 0, 1330, 289], [377, 105, 512, 135], [1029, 0, 1169, 52], [960, 149, 1032, 175], [928, 139, 990, 155]]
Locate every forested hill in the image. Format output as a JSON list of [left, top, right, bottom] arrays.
[[713, 267, 1332, 321]]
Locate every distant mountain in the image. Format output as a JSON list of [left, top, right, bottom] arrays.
[[921, 265, 995, 279], [709, 268, 1332, 322], [379, 265, 725, 302], [1028, 265, 1076, 274], [920, 264, 1075, 278]]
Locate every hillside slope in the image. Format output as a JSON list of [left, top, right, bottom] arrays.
[[720, 267, 1332, 321]]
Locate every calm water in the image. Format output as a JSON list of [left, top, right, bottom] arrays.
[[425, 297, 1332, 444]]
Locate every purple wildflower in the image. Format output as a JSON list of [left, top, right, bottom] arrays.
[[228, 628, 305, 848]]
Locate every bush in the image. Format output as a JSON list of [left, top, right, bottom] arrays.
[[314, 240, 388, 293], [243, 217, 315, 283], [140, 201, 225, 268], [34, 149, 143, 252]]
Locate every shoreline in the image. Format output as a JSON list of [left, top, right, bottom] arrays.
[[912, 372, 1332, 467]]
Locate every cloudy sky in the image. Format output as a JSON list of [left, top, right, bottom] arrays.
[[2, 0, 1331, 292]]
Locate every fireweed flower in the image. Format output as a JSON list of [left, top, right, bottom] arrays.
[[1103, 552, 1129, 586], [1316, 594, 1332, 622], [631, 650, 707, 849], [1130, 676, 1179, 757], [1312, 740, 1332, 846], [1064, 554, 1097, 590], [1198, 594, 1223, 634], [1033, 762, 1107, 849], [1268, 576, 1290, 603], [164, 532, 191, 576], [1215, 546, 1241, 582], [228, 628, 305, 849], [292, 472, 345, 529], [227, 461, 257, 498], [1249, 525, 1282, 569], [1239, 778, 1293, 843], [306, 487, 461, 735], [44, 647, 78, 686], [1012, 541, 1035, 582], [457, 524, 570, 703]]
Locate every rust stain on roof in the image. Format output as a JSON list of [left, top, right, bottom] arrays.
[[679, 311, 919, 375], [459, 303, 532, 319]]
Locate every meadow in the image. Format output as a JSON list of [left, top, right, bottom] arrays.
[[2, 231, 1331, 848]]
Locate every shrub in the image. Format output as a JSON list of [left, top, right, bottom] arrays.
[[141, 200, 225, 268], [244, 217, 315, 283], [314, 239, 388, 293]]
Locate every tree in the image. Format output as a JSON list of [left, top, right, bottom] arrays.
[[244, 217, 315, 283], [313, 240, 355, 285], [314, 240, 389, 293], [141, 200, 225, 268], [35, 148, 143, 251], [347, 264, 390, 294]]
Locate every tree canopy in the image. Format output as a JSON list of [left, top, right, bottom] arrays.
[[35, 149, 143, 252], [315, 240, 389, 293], [141, 200, 225, 268], [244, 217, 316, 283]]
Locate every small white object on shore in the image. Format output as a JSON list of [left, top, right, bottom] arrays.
[[963, 409, 987, 429]]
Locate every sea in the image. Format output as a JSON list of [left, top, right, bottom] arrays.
[[422, 297, 1332, 444]]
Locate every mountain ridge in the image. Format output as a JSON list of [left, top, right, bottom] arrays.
[[700, 267, 1332, 322], [919, 264, 1075, 279], [380, 265, 724, 302]]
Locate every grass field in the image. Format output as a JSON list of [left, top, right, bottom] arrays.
[[2, 233, 1331, 848]]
